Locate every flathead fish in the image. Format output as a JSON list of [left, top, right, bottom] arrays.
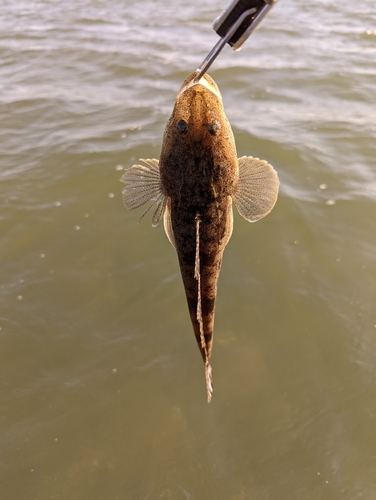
[[121, 71, 279, 402]]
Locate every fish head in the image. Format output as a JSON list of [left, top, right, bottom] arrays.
[[166, 71, 228, 145], [177, 71, 222, 100], [160, 71, 237, 195]]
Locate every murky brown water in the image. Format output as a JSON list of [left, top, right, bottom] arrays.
[[1, 1, 376, 498]]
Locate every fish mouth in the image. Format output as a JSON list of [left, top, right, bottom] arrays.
[[177, 71, 222, 100]]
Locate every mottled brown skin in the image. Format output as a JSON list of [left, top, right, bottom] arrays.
[[159, 72, 238, 363]]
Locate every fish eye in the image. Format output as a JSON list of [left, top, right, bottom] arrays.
[[177, 119, 188, 133], [207, 120, 221, 135]]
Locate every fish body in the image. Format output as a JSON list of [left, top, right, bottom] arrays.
[[159, 74, 237, 368], [121, 72, 279, 402]]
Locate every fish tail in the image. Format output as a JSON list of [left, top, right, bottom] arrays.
[[205, 361, 213, 403]]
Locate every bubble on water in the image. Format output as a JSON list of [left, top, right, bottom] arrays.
[[17, 295, 23, 300], [115, 165, 124, 171], [326, 199, 336, 205], [54, 201, 61, 206], [319, 183, 327, 190], [39, 253, 46, 258], [83, 213, 89, 218], [112, 368, 118, 374], [108, 193, 115, 198], [121, 132, 127, 138], [336, 258, 341, 262], [54, 438, 58, 442], [294, 240, 300, 245], [19, 279, 24, 283], [74, 225, 81, 231]]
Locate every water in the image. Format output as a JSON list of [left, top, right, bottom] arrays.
[[1, 1, 376, 498]]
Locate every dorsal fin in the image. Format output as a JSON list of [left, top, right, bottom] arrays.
[[195, 215, 213, 403], [233, 156, 279, 223]]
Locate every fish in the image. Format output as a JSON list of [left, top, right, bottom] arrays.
[[120, 71, 279, 402]]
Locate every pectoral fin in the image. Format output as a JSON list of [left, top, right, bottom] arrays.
[[120, 158, 167, 227], [233, 156, 279, 223]]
